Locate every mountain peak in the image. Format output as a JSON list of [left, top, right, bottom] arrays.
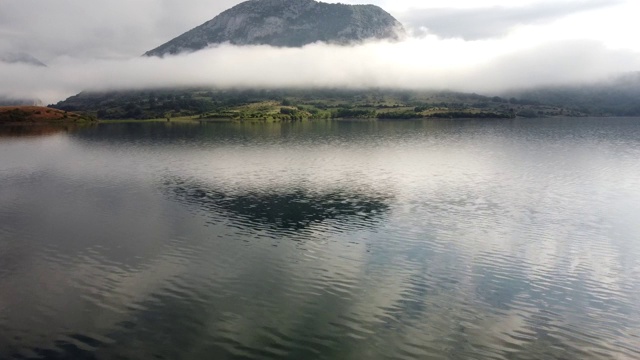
[[0, 52, 46, 67], [145, 0, 405, 57]]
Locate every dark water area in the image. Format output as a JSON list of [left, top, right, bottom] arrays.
[[1, 118, 639, 359]]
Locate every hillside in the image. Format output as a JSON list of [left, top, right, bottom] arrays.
[[145, 0, 404, 56], [53, 88, 590, 121], [512, 73, 640, 116], [0, 106, 96, 124]]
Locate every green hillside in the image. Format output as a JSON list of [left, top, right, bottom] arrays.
[[54, 88, 574, 121]]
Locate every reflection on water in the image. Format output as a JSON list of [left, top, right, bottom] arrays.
[[0, 124, 92, 138], [166, 176, 391, 231], [1, 119, 640, 359]]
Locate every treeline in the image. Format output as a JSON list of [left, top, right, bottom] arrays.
[[54, 90, 220, 120], [50, 84, 640, 120]]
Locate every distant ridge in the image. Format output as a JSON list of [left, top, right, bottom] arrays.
[[52, 73, 640, 119], [0, 54, 46, 106], [0, 52, 46, 67], [145, 0, 405, 57]]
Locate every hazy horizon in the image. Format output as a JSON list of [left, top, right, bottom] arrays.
[[1, 0, 639, 104]]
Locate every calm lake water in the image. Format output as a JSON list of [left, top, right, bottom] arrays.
[[1, 118, 640, 359]]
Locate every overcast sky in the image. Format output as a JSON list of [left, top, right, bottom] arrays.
[[1, 0, 639, 103]]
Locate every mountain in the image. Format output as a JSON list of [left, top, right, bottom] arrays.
[[0, 52, 46, 67], [144, 0, 405, 57]]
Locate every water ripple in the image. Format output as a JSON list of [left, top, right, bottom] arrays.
[[1, 119, 640, 359]]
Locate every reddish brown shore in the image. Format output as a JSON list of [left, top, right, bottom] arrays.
[[0, 106, 95, 124]]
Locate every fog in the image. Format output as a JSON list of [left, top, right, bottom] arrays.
[[0, 0, 242, 60], [1, 0, 639, 104], [1, 37, 638, 104], [402, 0, 621, 39]]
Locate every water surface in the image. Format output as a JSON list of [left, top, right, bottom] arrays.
[[1, 118, 639, 359]]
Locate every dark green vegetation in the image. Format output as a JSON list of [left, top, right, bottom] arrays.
[[145, 0, 404, 56], [51, 88, 554, 121], [51, 73, 640, 121]]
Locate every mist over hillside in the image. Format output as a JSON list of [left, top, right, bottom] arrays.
[[0, 0, 639, 108], [512, 72, 640, 116], [0, 97, 43, 107], [0, 53, 45, 106], [53, 80, 640, 121]]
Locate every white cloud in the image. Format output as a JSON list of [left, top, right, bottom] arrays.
[[0, 0, 240, 60], [1, 38, 638, 104], [0, 0, 639, 104], [1, 0, 638, 60], [400, 0, 622, 40]]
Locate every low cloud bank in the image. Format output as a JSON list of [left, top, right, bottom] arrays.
[[402, 0, 622, 39], [1, 37, 638, 104]]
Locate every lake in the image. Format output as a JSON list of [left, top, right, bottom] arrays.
[[1, 118, 639, 359]]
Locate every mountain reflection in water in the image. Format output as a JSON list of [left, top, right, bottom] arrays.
[[165, 177, 391, 232]]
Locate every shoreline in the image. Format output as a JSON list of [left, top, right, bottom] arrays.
[[90, 115, 603, 124], [0, 106, 96, 125], [2, 114, 631, 127]]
